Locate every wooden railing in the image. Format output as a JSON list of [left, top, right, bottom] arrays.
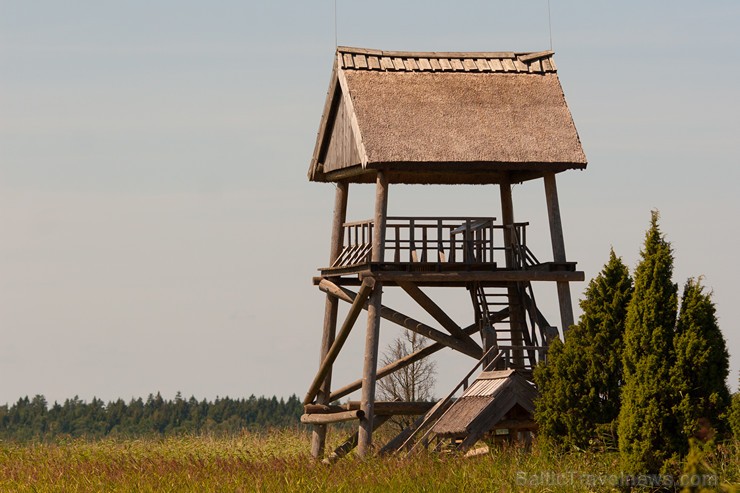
[[331, 217, 539, 269]]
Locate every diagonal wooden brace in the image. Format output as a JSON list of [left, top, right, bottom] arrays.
[[329, 322, 479, 402], [397, 281, 482, 354], [304, 277, 375, 405], [319, 279, 481, 358]]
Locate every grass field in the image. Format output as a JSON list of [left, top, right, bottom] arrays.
[[0, 430, 738, 492]]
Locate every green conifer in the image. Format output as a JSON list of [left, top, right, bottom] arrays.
[[534, 249, 633, 449], [618, 210, 679, 473], [671, 278, 730, 446]]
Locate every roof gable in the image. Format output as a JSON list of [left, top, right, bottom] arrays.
[[309, 47, 587, 184]]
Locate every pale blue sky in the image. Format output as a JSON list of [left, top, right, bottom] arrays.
[[1, 1, 738, 404]]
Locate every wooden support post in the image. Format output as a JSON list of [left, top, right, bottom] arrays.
[[500, 180, 524, 368], [500, 180, 515, 268], [358, 171, 388, 458], [304, 277, 375, 406], [543, 172, 575, 332], [311, 182, 349, 459]]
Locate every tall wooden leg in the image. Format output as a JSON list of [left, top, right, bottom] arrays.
[[310, 182, 348, 459], [543, 172, 575, 332], [357, 171, 388, 458], [358, 283, 382, 457], [311, 296, 338, 458], [500, 179, 523, 366]]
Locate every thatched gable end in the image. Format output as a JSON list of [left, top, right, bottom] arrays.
[[309, 47, 587, 184]]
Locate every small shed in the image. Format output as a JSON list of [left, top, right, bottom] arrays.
[[432, 369, 539, 450]]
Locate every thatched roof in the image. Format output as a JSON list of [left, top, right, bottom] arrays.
[[308, 47, 587, 184], [432, 369, 538, 437]]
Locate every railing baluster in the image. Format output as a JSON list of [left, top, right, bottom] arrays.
[[409, 219, 416, 262], [421, 225, 428, 262], [437, 219, 444, 263], [449, 227, 456, 263]]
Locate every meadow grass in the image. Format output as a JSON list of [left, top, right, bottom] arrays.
[[0, 430, 737, 492]]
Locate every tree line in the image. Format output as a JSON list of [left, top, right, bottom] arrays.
[[535, 210, 740, 475], [0, 392, 303, 441]]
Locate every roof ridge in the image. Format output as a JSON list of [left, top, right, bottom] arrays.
[[336, 47, 556, 74]]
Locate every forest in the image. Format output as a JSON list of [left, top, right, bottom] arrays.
[[0, 392, 303, 441]]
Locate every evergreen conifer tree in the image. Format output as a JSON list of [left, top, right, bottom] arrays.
[[618, 211, 679, 473], [534, 249, 633, 449], [671, 278, 730, 447]]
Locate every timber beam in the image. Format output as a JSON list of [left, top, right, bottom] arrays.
[[319, 279, 481, 358], [328, 324, 475, 402], [304, 277, 375, 405], [304, 401, 436, 416], [301, 410, 365, 425], [397, 281, 482, 354]]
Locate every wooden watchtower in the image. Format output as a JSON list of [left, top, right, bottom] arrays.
[[303, 47, 587, 458]]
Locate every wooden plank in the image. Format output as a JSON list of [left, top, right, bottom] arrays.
[[343, 53, 354, 68], [397, 281, 482, 353], [392, 57, 406, 70], [354, 54, 368, 69], [367, 56, 381, 69], [439, 58, 452, 71], [501, 58, 516, 72], [366, 270, 585, 283], [301, 410, 365, 425], [462, 59, 477, 71], [429, 58, 441, 71], [308, 57, 340, 181], [548, 57, 557, 71], [337, 46, 384, 56], [450, 59, 464, 71], [417, 58, 432, 71], [336, 68, 369, 167], [404, 58, 419, 71], [380, 56, 395, 70], [475, 59, 491, 71], [330, 323, 480, 402], [349, 49, 515, 59], [304, 278, 376, 405], [517, 50, 554, 62], [541, 58, 552, 72], [488, 58, 504, 71], [513, 58, 528, 72], [529, 59, 542, 73]]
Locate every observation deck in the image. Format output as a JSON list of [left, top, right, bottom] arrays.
[[315, 216, 583, 287]]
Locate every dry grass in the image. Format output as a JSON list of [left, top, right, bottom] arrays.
[[0, 430, 737, 492]]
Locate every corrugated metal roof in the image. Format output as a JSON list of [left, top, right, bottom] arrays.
[[432, 370, 538, 436]]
